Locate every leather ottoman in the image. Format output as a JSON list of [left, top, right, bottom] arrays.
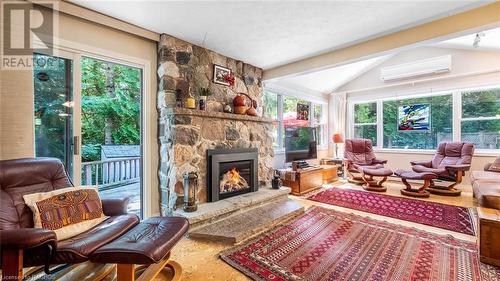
[[395, 169, 438, 198], [91, 217, 189, 281], [360, 167, 393, 192]]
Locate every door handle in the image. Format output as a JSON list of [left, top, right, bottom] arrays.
[[73, 136, 80, 155]]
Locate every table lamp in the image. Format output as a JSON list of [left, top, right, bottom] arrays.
[[332, 133, 344, 159]]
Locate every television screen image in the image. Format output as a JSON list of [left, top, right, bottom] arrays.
[[285, 127, 317, 162], [398, 104, 430, 131]]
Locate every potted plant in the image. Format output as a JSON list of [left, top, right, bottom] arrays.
[[199, 87, 212, 110]]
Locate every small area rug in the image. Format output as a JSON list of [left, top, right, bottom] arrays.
[[307, 187, 476, 235], [220, 207, 499, 281]]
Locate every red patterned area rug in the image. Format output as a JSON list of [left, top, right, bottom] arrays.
[[220, 207, 499, 281], [307, 187, 476, 235]]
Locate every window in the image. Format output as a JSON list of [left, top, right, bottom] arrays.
[[349, 86, 500, 151], [383, 94, 452, 149], [263, 91, 279, 147], [261, 91, 327, 150], [283, 96, 310, 127], [312, 104, 326, 146], [461, 89, 500, 149], [353, 102, 377, 145]]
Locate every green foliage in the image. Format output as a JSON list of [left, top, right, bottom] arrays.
[[81, 57, 141, 161], [462, 89, 500, 118], [353, 102, 377, 144], [263, 91, 278, 119], [33, 53, 72, 164], [81, 144, 101, 162], [283, 96, 309, 114], [199, 87, 213, 96], [354, 103, 377, 123], [461, 89, 500, 149], [382, 95, 452, 149]]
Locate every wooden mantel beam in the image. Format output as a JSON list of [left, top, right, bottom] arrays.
[[263, 2, 500, 81]]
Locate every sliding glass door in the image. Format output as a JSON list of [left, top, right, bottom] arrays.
[[33, 52, 74, 175], [33, 52, 143, 216], [79, 57, 143, 215]]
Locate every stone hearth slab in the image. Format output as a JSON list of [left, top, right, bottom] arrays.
[[174, 187, 290, 229], [189, 199, 304, 244]]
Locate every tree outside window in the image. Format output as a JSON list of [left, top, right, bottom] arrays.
[[461, 89, 500, 149], [262, 91, 279, 147], [383, 94, 452, 149], [353, 102, 377, 145]]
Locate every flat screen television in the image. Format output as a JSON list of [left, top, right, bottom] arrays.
[[285, 126, 317, 162]]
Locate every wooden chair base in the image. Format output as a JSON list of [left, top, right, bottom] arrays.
[[347, 177, 365, 185], [401, 189, 430, 198], [427, 186, 462, 196], [116, 259, 182, 281], [400, 178, 431, 198], [361, 172, 389, 192], [19, 262, 113, 281], [362, 184, 387, 192]]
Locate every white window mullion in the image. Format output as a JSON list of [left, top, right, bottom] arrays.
[[452, 91, 462, 142], [376, 100, 383, 148], [277, 94, 284, 149], [347, 102, 354, 139]]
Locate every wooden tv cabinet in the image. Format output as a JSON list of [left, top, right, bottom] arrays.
[[282, 166, 336, 196], [478, 207, 500, 267]]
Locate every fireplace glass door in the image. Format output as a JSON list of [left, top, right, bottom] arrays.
[[219, 160, 252, 199]]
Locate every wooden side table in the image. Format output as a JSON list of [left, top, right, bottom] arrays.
[[478, 207, 500, 267], [320, 158, 345, 178], [320, 165, 338, 184]]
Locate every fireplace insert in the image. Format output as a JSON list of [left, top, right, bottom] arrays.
[[207, 148, 258, 202]]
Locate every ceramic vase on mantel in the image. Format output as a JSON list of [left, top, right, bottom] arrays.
[[199, 96, 207, 110], [186, 95, 196, 109]]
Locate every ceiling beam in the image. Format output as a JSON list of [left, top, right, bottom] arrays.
[[263, 2, 500, 81]]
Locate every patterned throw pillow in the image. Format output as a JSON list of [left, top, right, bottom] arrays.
[[23, 186, 108, 241]]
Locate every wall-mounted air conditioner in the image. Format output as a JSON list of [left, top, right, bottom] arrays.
[[380, 55, 451, 82]]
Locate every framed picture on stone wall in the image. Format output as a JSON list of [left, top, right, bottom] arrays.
[[213, 64, 231, 86]]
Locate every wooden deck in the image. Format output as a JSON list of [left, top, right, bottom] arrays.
[[99, 182, 141, 215]]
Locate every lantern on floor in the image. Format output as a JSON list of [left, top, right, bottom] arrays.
[[183, 171, 198, 212]]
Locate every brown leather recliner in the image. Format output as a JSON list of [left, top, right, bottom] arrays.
[[411, 142, 475, 196], [0, 157, 140, 277], [343, 139, 388, 184]]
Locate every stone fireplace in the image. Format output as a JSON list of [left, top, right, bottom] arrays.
[[157, 34, 274, 216], [207, 148, 258, 202]]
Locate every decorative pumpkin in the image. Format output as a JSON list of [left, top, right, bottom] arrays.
[[233, 94, 246, 106], [234, 106, 247, 115]]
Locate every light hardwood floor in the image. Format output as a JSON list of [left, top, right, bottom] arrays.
[[19, 180, 476, 281], [169, 179, 477, 281]]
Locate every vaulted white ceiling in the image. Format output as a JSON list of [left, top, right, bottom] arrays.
[[268, 56, 389, 94], [436, 27, 500, 51], [71, 0, 488, 70]]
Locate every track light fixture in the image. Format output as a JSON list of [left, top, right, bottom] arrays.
[[473, 32, 485, 48]]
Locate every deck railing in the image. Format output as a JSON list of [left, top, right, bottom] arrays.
[[82, 157, 140, 189]]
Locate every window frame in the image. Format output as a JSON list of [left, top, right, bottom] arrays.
[[347, 84, 500, 155], [262, 90, 328, 152], [352, 101, 378, 146]]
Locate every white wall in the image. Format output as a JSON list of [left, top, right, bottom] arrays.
[[336, 46, 500, 185], [341, 47, 500, 99]]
